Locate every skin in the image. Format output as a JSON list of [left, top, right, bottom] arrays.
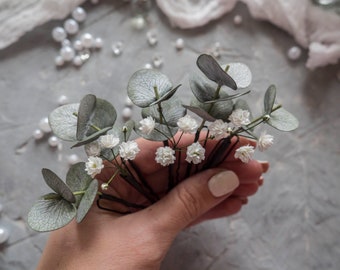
[[37, 134, 268, 270]]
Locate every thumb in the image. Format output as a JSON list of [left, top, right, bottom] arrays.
[[145, 169, 239, 236]]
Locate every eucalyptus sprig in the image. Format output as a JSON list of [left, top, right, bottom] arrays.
[[28, 54, 298, 232]]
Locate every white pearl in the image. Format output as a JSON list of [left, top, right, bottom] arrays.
[[39, 117, 51, 133], [61, 39, 71, 47], [73, 39, 83, 51], [131, 16, 146, 30], [0, 227, 9, 245], [54, 55, 64, 66], [52, 27, 67, 42], [287, 46, 302, 60], [144, 63, 152, 69], [175, 38, 184, 50], [122, 107, 132, 120], [152, 55, 163, 68], [125, 96, 134, 107], [48, 136, 59, 147], [233, 15, 243, 25], [72, 7, 87, 22], [57, 95, 69, 105], [64, 19, 79, 35], [33, 129, 44, 140], [81, 33, 94, 49], [112, 41, 123, 56], [67, 154, 80, 165], [101, 183, 109, 190], [94, 37, 103, 49], [146, 30, 158, 46], [60, 46, 75, 61], [73, 55, 83, 66]]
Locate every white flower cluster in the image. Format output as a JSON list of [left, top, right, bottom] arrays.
[[208, 119, 230, 140], [234, 145, 255, 163], [139, 116, 155, 135], [155, 146, 176, 166], [85, 156, 104, 178], [185, 142, 205, 164], [177, 115, 198, 134], [119, 140, 140, 161], [229, 108, 251, 127], [258, 131, 274, 152]]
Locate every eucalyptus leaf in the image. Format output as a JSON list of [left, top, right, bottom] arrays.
[[183, 105, 216, 122], [203, 90, 251, 104], [127, 69, 173, 108], [189, 72, 219, 103], [149, 84, 181, 106], [135, 123, 178, 141], [48, 103, 79, 141], [264, 85, 276, 115], [77, 94, 96, 140], [267, 108, 299, 131], [42, 169, 76, 203], [76, 180, 98, 223], [88, 98, 117, 134], [71, 126, 112, 148], [196, 54, 237, 90], [221, 63, 252, 88], [28, 197, 76, 232]]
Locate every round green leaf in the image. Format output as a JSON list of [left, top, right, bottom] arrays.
[[71, 126, 112, 148], [267, 108, 299, 131], [77, 94, 97, 140], [88, 98, 117, 133], [42, 169, 76, 203], [76, 180, 98, 223], [28, 197, 76, 232], [183, 104, 216, 122], [222, 63, 252, 88], [189, 72, 218, 103], [264, 85, 276, 115], [127, 69, 173, 108], [48, 103, 79, 141]]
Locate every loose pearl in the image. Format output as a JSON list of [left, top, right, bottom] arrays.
[[73, 39, 83, 51], [125, 96, 134, 107], [52, 27, 67, 42], [122, 107, 132, 120], [146, 30, 158, 46], [61, 39, 71, 47], [131, 16, 146, 30], [112, 41, 123, 56], [81, 33, 94, 49], [64, 19, 79, 35], [175, 38, 184, 50], [101, 183, 109, 190], [54, 55, 64, 66], [94, 37, 103, 49], [39, 117, 51, 133], [72, 7, 87, 22], [233, 15, 243, 25], [60, 46, 75, 61], [144, 63, 152, 69], [33, 129, 44, 140], [0, 227, 9, 245], [73, 55, 83, 66], [67, 154, 80, 165], [57, 95, 69, 106], [287, 46, 302, 60], [152, 55, 163, 68], [48, 136, 59, 147]]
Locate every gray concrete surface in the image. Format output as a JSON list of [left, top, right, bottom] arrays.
[[0, 1, 339, 269]]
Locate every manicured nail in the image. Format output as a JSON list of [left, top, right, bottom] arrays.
[[208, 171, 239, 197], [258, 176, 264, 186], [258, 160, 269, 173]]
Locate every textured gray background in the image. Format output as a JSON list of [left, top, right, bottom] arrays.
[[0, 1, 339, 269]]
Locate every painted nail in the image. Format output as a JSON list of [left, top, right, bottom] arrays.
[[208, 171, 239, 197], [258, 176, 264, 186], [258, 160, 269, 173]]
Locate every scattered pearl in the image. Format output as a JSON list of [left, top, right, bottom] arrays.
[[33, 129, 44, 140], [0, 227, 9, 245], [146, 30, 158, 46], [48, 136, 59, 147], [73, 55, 83, 66], [94, 37, 103, 49], [212, 42, 221, 58], [233, 15, 243, 25], [122, 107, 132, 120], [101, 183, 109, 190], [57, 95, 69, 106], [144, 63, 152, 69], [79, 49, 91, 62], [112, 41, 123, 56], [73, 39, 83, 51], [81, 33, 94, 49], [287, 46, 302, 60], [60, 46, 75, 61], [39, 117, 52, 133], [131, 15, 146, 30], [152, 55, 163, 68], [67, 154, 80, 165], [72, 7, 87, 22], [61, 39, 71, 47], [175, 38, 184, 50], [64, 19, 79, 35], [54, 55, 65, 66], [52, 27, 67, 42], [125, 96, 134, 107]]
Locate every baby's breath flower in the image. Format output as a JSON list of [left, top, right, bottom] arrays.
[[234, 144, 255, 163], [229, 109, 251, 127], [85, 156, 104, 177], [119, 140, 140, 161], [85, 141, 101, 157], [177, 115, 198, 134], [155, 146, 176, 166], [99, 134, 120, 149], [258, 131, 274, 152], [185, 142, 205, 164], [139, 116, 156, 135], [208, 119, 230, 140]]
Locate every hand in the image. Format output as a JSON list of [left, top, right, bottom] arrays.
[[37, 134, 268, 270]]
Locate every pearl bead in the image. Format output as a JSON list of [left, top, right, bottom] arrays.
[[60, 46, 75, 61], [152, 55, 163, 68], [57, 95, 69, 106], [61, 39, 71, 47], [73, 55, 83, 66], [64, 19, 79, 35], [48, 136, 59, 147], [146, 30, 158, 46], [112, 41, 123, 56], [73, 39, 83, 51], [175, 38, 184, 50], [144, 63, 152, 69], [287, 46, 302, 60], [81, 33, 94, 49], [94, 37, 103, 49], [122, 107, 132, 120], [52, 27, 67, 42], [39, 117, 52, 133], [101, 183, 109, 190], [0, 227, 9, 245], [233, 15, 243, 25], [131, 16, 146, 30], [72, 7, 87, 22], [33, 129, 44, 140], [54, 55, 65, 66], [67, 154, 80, 165], [125, 96, 134, 107]]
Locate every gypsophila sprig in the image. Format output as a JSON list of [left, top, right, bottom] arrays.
[[28, 54, 299, 232]]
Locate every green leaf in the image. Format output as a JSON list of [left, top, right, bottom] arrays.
[[88, 98, 117, 134], [183, 105, 216, 122], [149, 84, 181, 106], [76, 180, 98, 223], [189, 73, 218, 103], [48, 103, 79, 141], [221, 63, 252, 88], [71, 126, 112, 148], [264, 85, 276, 115], [77, 94, 97, 140], [196, 54, 237, 90], [267, 108, 299, 131], [203, 90, 251, 104], [42, 169, 76, 203], [27, 196, 76, 232], [135, 123, 178, 141], [127, 69, 173, 108]]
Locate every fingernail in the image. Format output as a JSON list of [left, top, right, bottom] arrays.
[[258, 176, 264, 186], [208, 171, 239, 197], [258, 160, 269, 173]]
